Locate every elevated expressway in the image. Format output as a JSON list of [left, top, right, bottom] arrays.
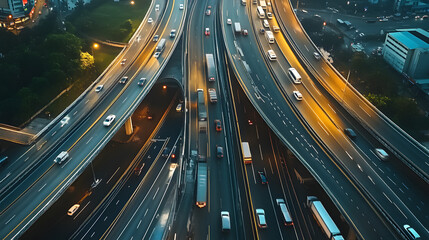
[[221, 0, 406, 239], [268, 0, 429, 238], [0, 0, 186, 238], [273, 2, 429, 182]]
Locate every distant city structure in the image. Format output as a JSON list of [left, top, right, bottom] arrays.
[[394, 0, 429, 12], [382, 28, 429, 94], [0, 0, 34, 21]]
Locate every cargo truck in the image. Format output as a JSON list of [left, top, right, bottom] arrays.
[[205, 54, 216, 81], [307, 196, 344, 240], [196, 162, 207, 208], [234, 22, 242, 34]]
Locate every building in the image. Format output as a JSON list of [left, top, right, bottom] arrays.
[[383, 28, 429, 93], [0, 0, 34, 20], [394, 0, 429, 12]]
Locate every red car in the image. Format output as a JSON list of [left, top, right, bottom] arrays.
[[214, 120, 222, 132], [205, 28, 210, 36]]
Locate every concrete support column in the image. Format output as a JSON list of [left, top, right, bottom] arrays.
[[125, 117, 133, 135]]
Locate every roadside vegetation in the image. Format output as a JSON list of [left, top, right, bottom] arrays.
[[67, 0, 150, 42], [0, 0, 150, 126], [301, 16, 429, 139]]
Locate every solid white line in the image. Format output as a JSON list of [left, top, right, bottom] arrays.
[[5, 215, 15, 225], [137, 220, 142, 229], [259, 144, 263, 161], [153, 187, 160, 199], [73, 201, 90, 220], [317, 122, 329, 135], [387, 176, 396, 185], [0, 172, 11, 184]]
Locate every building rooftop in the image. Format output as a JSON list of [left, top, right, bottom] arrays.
[[390, 29, 429, 50]]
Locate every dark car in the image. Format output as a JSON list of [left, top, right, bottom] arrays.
[[162, 147, 170, 158], [344, 128, 357, 139], [258, 171, 267, 184], [216, 145, 224, 158]]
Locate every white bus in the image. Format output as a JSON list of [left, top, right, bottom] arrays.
[[288, 68, 302, 84], [257, 6, 265, 18], [265, 31, 274, 43]]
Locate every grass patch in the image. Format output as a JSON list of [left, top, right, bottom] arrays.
[[70, 0, 151, 42]]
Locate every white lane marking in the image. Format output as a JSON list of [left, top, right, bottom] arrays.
[[359, 105, 371, 117], [86, 137, 93, 144], [256, 125, 260, 140], [5, 215, 15, 225], [74, 201, 90, 220], [402, 183, 409, 190], [137, 220, 142, 229], [104, 216, 108, 221], [0, 172, 11, 184], [383, 192, 392, 203], [73, 111, 78, 115], [116, 200, 120, 205], [259, 144, 263, 161], [357, 164, 363, 172], [322, 68, 329, 76], [24, 157, 29, 162], [85, 99, 89, 104], [393, 202, 408, 219], [387, 176, 396, 185], [122, 97, 128, 103], [328, 104, 336, 114], [345, 151, 353, 160], [368, 176, 375, 185], [144, 208, 149, 217], [106, 167, 120, 184], [304, 44, 308, 51], [51, 131, 57, 136], [38, 183, 47, 192], [317, 121, 329, 135], [153, 187, 160, 199]]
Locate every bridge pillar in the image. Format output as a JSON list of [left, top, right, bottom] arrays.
[[125, 117, 133, 135]]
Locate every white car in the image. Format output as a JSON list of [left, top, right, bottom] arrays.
[[103, 114, 116, 126], [227, 18, 232, 25], [148, 18, 153, 23], [95, 85, 104, 92], [179, 3, 184, 10], [155, 4, 159, 11], [67, 204, 80, 216], [403, 224, 420, 239], [267, 12, 273, 19], [170, 29, 176, 38], [121, 58, 126, 65], [176, 103, 182, 112], [153, 52, 161, 58], [256, 209, 267, 228], [313, 52, 321, 60], [293, 91, 303, 101], [119, 76, 128, 84], [375, 148, 389, 161]]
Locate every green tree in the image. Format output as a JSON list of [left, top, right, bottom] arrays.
[[121, 19, 133, 32]]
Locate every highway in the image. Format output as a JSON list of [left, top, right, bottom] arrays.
[[179, 0, 245, 239], [259, 0, 429, 238], [273, 1, 429, 183], [20, 84, 180, 239], [0, 0, 186, 238], [220, 0, 401, 239]]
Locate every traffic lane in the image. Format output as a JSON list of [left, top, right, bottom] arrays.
[[103, 153, 177, 240], [276, 0, 429, 179], [222, 2, 397, 239], [0, 85, 176, 238], [259, 6, 429, 232], [71, 91, 183, 239], [249, 6, 423, 236], [16, 85, 176, 239]]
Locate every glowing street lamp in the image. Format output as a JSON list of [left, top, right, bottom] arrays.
[[130, 0, 135, 5]]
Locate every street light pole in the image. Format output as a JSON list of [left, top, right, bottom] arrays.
[[90, 162, 101, 189]]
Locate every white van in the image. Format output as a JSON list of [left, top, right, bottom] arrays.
[[265, 31, 274, 43], [288, 68, 302, 84], [54, 151, 69, 164], [267, 50, 277, 61], [276, 199, 293, 226], [241, 0, 246, 5], [221, 211, 231, 231], [263, 19, 269, 28]]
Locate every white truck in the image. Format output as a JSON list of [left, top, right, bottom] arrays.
[[259, 0, 267, 9], [307, 196, 344, 240], [208, 88, 217, 103], [234, 22, 242, 34], [265, 30, 274, 43]]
